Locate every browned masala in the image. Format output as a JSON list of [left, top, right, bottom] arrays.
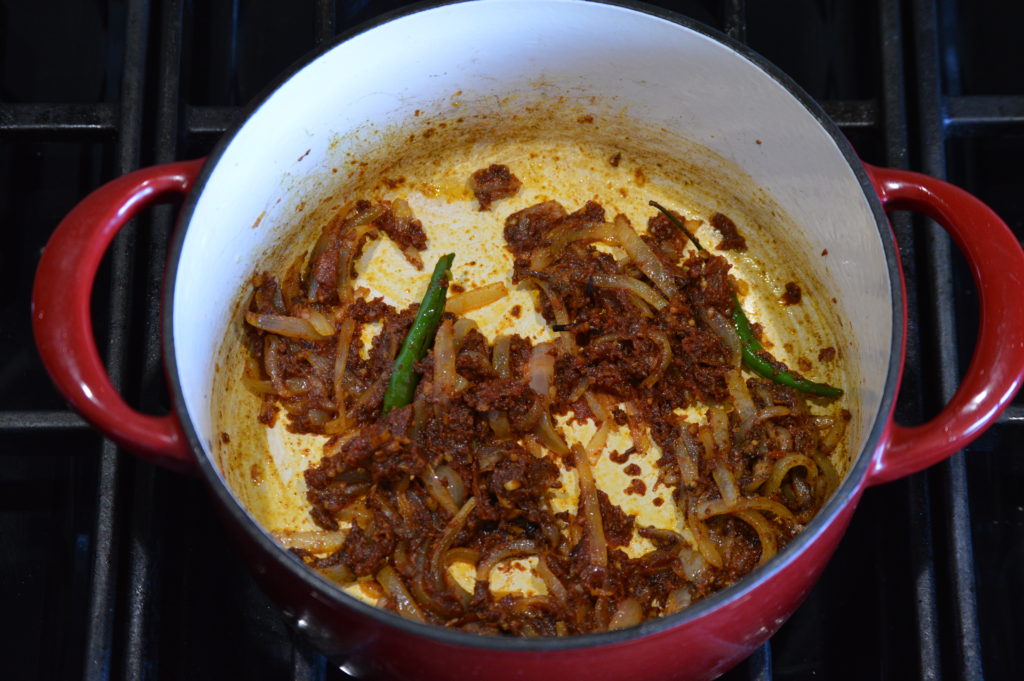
[[241, 174, 843, 636]]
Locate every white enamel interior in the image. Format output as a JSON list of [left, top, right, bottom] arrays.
[[172, 0, 891, 483]]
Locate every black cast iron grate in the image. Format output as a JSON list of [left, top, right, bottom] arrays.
[[2, 0, 1022, 679]]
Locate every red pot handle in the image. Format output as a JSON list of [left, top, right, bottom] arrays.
[[865, 163, 1024, 485], [31, 159, 205, 473]]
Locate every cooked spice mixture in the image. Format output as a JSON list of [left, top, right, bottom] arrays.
[[242, 167, 848, 636]]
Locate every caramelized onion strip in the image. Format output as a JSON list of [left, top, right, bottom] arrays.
[[535, 555, 568, 604], [493, 334, 511, 379], [245, 311, 331, 341], [608, 598, 643, 630], [535, 411, 569, 455], [446, 281, 508, 315], [640, 330, 673, 388], [475, 539, 541, 583], [272, 529, 348, 554], [697, 496, 797, 522], [674, 426, 701, 488], [377, 566, 427, 624], [590, 274, 668, 311], [733, 510, 779, 566], [703, 307, 741, 367], [612, 214, 679, 298], [430, 497, 477, 591], [573, 445, 608, 569], [725, 369, 756, 437], [421, 465, 460, 516], [433, 319, 457, 398], [763, 454, 819, 497], [532, 279, 575, 353], [332, 316, 356, 407]]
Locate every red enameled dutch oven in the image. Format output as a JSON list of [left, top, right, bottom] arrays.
[[31, 1, 1024, 679]]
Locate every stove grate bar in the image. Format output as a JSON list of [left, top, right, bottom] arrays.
[[0, 102, 117, 139], [81, 0, 153, 677], [946, 95, 1024, 131], [911, 0, 986, 678], [0, 411, 88, 432]]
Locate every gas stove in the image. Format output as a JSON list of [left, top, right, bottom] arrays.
[[2, 0, 1022, 678]]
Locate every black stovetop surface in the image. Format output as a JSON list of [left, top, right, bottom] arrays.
[[2, 1, 1022, 679]]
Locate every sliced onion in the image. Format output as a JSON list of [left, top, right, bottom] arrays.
[[698, 424, 717, 460], [318, 562, 355, 585], [584, 391, 610, 423], [703, 307, 741, 366], [756, 405, 792, 422], [430, 497, 477, 591], [586, 418, 612, 456], [421, 465, 460, 515], [532, 279, 575, 353], [333, 317, 356, 407], [811, 452, 840, 494], [573, 445, 608, 569], [510, 397, 543, 432], [272, 529, 348, 553], [522, 438, 545, 459], [567, 376, 590, 403], [590, 273, 668, 310], [708, 407, 731, 453], [284, 377, 310, 395], [453, 317, 480, 346], [433, 319, 456, 398], [687, 514, 724, 569], [725, 369, 756, 437], [446, 281, 508, 315], [697, 496, 797, 522], [712, 463, 740, 505], [733, 510, 779, 566], [819, 413, 849, 454], [535, 555, 568, 604], [338, 501, 374, 530], [532, 221, 619, 270], [246, 310, 331, 341], [377, 566, 427, 623], [477, 445, 504, 471], [664, 587, 693, 614], [303, 308, 336, 336], [535, 411, 569, 455], [528, 343, 556, 398], [676, 545, 710, 582], [336, 222, 380, 300], [242, 375, 275, 395], [626, 292, 655, 318], [475, 538, 541, 582], [444, 547, 481, 567], [674, 426, 701, 489], [492, 334, 511, 379], [639, 330, 673, 388], [487, 411, 511, 438], [435, 465, 467, 508], [612, 213, 679, 298], [624, 401, 651, 453], [608, 597, 643, 630], [772, 425, 793, 452], [763, 454, 819, 496]]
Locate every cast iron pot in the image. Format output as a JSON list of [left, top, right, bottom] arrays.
[[31, 1, 1024, 679]]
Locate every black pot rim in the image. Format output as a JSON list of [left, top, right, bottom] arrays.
[[163, 0, 903, 654]]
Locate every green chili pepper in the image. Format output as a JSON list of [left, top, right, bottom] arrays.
[[731, 293, 843, 398], [381, 253, 455, 415], [650, 201, 704, 251], [651, 200, 843, 398]]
